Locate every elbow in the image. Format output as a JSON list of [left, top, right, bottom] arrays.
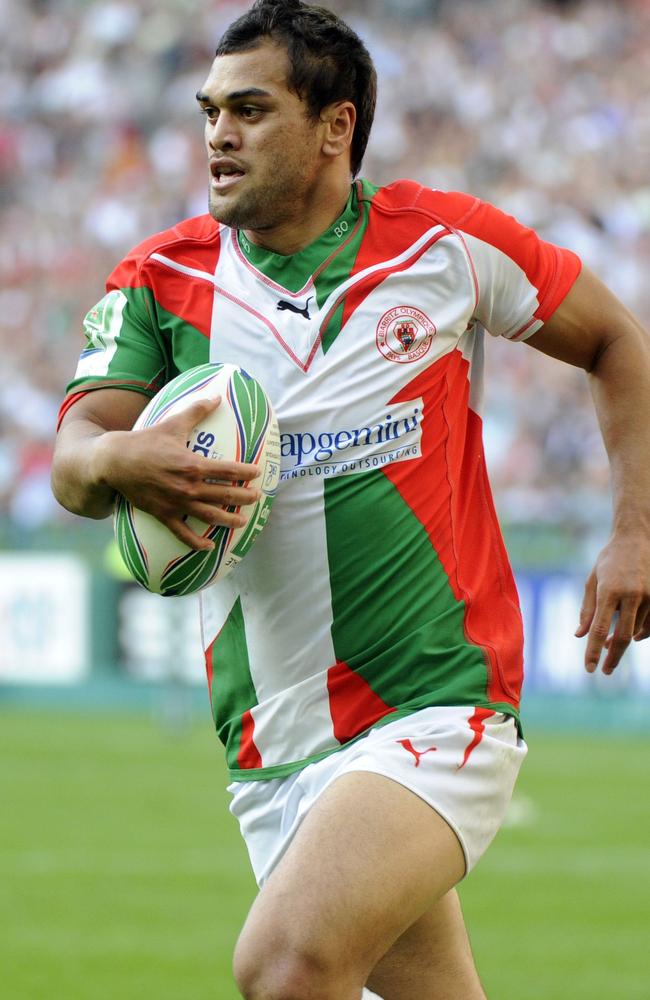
[[50, 463, 114, 521]]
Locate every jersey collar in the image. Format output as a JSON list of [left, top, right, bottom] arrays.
[[234, 182, 361, 295]]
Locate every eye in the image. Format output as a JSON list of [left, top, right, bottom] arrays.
[[199, 106, 219, 123], [239, 106, 263, 120]]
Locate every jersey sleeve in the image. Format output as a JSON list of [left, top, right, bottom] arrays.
[[455, 197, 582, 341], [58, 249, 170, 427]]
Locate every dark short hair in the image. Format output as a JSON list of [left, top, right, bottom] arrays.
[[215, 0, 377, 176]]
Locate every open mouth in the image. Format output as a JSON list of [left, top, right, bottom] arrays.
[[210, 162, 246, 190]]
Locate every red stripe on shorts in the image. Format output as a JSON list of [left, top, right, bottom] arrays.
[[458, 707, 495, 770]]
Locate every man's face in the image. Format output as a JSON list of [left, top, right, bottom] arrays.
[[197, 41, 325, 234]]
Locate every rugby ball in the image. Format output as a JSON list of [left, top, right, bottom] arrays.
[[114, 363, 280, 596]]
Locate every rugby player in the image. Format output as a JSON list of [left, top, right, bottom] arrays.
[[51, 2, 650, 997]]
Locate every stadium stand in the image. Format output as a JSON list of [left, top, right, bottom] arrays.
[[1, 0, 649, 540]]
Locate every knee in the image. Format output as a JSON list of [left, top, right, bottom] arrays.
[[233, 948, 320, 1000], [233, 930, 357, 1000]]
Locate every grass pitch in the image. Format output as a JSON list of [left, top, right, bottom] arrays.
[[1, 708, 649, 1000]]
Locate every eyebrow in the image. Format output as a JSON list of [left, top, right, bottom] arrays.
[[195, 88, 273, 104]]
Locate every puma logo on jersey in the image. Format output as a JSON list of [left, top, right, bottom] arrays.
[[397, 739, 438, 767], [277, 297, 312, 320]]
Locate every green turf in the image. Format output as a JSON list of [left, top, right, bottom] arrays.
[[1, 710, 649, 999]]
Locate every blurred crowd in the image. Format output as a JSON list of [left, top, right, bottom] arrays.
[[1, 0, 649, 540]]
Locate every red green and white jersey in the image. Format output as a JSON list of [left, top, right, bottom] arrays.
[[61, 179, 581, 781]]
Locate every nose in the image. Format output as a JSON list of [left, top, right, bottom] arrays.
[[207, 112, 242, 153]]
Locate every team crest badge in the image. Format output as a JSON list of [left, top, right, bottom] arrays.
[[376, 306, 436, 363]]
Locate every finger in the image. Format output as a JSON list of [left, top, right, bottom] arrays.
[[203, 461, 262, 483], [576, 571, 597, 638], [186, 504, 248, 529], [162, 516, 217, 552], [584, 592, 617, 673], [634, 603, 650, 641], [600, 600, 638, 675], [198, 483, 262, 508], [633, 599, 650, 640]]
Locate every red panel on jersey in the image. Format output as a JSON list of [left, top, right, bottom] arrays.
[[237, 711, 263, 770], [108, 216, 222, 339], [384, 350, 523, 708], [204, 637, 215, 700], [327, 660, 396, 744], [107, 214, 220, 286], [340, 183, 450, 331]]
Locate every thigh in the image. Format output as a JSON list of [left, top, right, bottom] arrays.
[[235, 770, 467, 984], [367, 889, 486, 1000], [231, 707, 526, 887]]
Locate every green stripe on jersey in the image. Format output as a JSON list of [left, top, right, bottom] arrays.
[[315, 180, 374, 353], [324, 469, 491, 710], [151, 299, 210, 376], [207, 598, 258, 772]]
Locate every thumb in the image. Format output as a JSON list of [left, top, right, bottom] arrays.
[[165, 395, 222, 431]]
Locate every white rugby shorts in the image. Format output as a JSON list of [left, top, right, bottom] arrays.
[[228, 705, 527, 886]]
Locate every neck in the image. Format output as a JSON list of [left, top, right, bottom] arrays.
[[243, 175, 353, 256]]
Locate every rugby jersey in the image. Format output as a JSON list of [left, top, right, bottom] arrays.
[[61, 179, 582, 780]]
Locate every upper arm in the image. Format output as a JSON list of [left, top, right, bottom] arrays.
[[51, 387, 151, 517], [57, 388, 150, 437], [526, 266, 647, 371]]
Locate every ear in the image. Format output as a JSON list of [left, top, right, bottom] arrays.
[[320, 101, 356, 160]]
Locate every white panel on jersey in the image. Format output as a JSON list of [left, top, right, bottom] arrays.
[[461, 233, 544, 341], [248, 667, 341, 767], [457, 322, 486, 417], [197, 225, 493, 769], [199, 580, 233, 650], [236, 473, 337, 695], [211, 231, 478, 435], [200, 467, 338, 765], [74, 289, 126, 378], [239, 472, 337, 763]]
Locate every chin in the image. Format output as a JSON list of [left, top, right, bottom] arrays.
[[210, 201, 272, 234], [209, 200, 247, 230], [208, 198, 236, 227]]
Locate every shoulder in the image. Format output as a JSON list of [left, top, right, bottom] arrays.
[[363, 179, 481, 230], [360, 179, 522, 257], [366, 179, 579, 278], [354, 178, 494, 272], [365, 179, 550, 250], [108, 215, 222, 288]]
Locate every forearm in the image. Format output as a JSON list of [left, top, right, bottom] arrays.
[[526, 267, 650, 670], [588, 318, 650, 535], [51, 421, 131, 519]]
